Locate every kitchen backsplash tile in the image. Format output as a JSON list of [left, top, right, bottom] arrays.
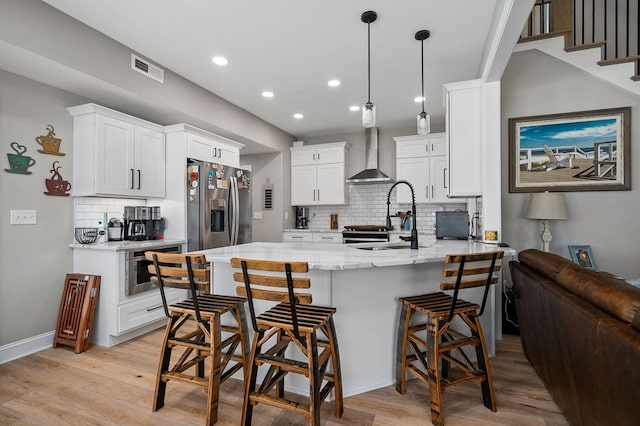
[[304, 183, 469, 235], [74, 197, 146, 228]]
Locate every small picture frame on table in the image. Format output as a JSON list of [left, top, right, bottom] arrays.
[[568, 245, 597, 271]]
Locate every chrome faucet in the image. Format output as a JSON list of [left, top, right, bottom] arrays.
[[386, 180, 418, 249]]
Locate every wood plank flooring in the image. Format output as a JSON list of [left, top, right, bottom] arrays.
[[0, 328, 568, 425]]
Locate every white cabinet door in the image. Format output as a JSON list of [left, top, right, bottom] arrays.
[[396, 139, 429, 158], [430, 156, 449, 203], [290, 142, 349, 206], [396, 157, 429, 204], [71, 104, 166, 198], [394, 133, 456, 204], [315, 146, 345, 164], [316, 162, 345, 205], [187, 133, 240, 167], [135, 126, 165, 198], [282, 231, 313, 242], [312, 233, 342, 243], [291, 164, 317, 206], [429, 136, 447, 156], [446, 82, 482, 197], [96, 115, 135, 196], [291, 148, 317, 166]]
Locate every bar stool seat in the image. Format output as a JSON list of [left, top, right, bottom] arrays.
[[230, 257, 343, 425], [146, 251, 249, 425], [396, 251, 504, 426]]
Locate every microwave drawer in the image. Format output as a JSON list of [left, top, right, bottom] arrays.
[[116, 288, 183, 334]]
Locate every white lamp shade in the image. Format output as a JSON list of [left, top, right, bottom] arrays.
[[526, 192, 568, 220]]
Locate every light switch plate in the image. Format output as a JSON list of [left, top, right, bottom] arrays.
[[10, 209, 37, 225], [253, 211, 263, 220]]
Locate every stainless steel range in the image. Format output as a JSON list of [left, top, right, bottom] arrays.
[[342, 225, 390, 244]]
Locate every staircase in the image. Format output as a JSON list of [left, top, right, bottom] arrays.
[[514, 0, 640, 96]]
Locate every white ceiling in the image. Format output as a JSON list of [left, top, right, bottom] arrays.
[[41, 0, 503, 140]]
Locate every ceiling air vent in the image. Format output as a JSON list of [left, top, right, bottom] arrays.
[[131, 54, 164, 83]]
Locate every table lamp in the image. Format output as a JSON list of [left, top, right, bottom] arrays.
[[526, 192, 568, 252]]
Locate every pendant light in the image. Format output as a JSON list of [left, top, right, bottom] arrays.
[[415, 29, 431, 135], [361, 10, 377, 128]]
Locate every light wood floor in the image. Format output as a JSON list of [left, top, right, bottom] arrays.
[[0, 328, 568, 425]]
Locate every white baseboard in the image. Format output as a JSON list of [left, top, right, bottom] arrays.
[[0, 330, 54, 364]]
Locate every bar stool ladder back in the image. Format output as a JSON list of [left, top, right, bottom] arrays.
[[396, 250, 504, 426], [230, 258, 343, 425], [146, 251, 249, 425]]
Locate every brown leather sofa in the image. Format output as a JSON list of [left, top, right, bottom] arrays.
[[509, 249, 640, 426]]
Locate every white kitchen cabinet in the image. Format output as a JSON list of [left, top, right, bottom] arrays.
[[71, 243, 186, 347], [186, 131, 241, 168], [394, 134, 453, 204], [282, 231, 342, 243], [282, 231, 313, 242], [68, 103, 166, 198], [312, 232, 342, 243], [444, 80, 482, 197], [290, 142, 349, 206]]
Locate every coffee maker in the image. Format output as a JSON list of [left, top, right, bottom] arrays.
[[124, 206, 165, 240], [294, 206, 309, 229]]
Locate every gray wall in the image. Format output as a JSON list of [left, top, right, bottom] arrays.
[[0, 69, 88, 345], [0, 0, 295, 349], [501, 50, 640, 278], [242, 151, 290, 239]]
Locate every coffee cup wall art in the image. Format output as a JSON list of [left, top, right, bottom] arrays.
[[5, 142, 36, 175], [36, 124, 65, 156], [44, 161, 71, 196]]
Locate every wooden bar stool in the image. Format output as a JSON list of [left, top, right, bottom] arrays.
[[396, 251, 504, 426], [146, 252, 249, 425], [230, 258, 343, 425]]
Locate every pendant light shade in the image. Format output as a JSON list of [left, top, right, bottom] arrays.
[[415, 29, 431, 135], [361, 11, 377, 128]]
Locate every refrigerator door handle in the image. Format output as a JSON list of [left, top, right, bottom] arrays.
[[233, 177, 240, 244], [228, 176, 239, 245]]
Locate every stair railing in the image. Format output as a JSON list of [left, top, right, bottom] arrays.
[[521, 0, 639, 65]]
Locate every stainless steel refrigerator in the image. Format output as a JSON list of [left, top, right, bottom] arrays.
[[186, 159, 252, 251]]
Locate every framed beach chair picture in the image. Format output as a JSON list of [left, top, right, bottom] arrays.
[[508, 107, 631, 193]]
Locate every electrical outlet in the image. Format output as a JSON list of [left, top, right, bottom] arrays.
[[10, 209, 37, 225]]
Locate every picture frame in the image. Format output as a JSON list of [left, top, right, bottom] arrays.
[[568, 245, 598, 271], [509, 107, 631, 193]]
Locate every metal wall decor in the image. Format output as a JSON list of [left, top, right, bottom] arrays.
[[44, 160, 71, 196], [5, 142, 36, 174], [36, 124, 65, 156]]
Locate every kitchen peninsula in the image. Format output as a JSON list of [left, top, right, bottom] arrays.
[[201, 240, 515, 397]]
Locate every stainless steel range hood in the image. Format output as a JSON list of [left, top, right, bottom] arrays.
[[346, 127, 393, 184]]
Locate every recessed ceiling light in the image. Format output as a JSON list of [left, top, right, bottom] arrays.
[[349, 105, 360, 112], [414, 96, 424, 103], [328, 79, 341, 87], [262, 91, 274, 98], [293, 113, 304, 119], [212, 56, 228, 66]]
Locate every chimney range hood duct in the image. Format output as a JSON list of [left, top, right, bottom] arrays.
[[346, 127, 393, 184]]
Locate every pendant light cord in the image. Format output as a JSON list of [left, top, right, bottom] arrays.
[[367, 21, 371, 104], [421, 38, 425, 114]]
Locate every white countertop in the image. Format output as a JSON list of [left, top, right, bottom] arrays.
[[200, 241, 515, 271], [69, 239, 187, 251]]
